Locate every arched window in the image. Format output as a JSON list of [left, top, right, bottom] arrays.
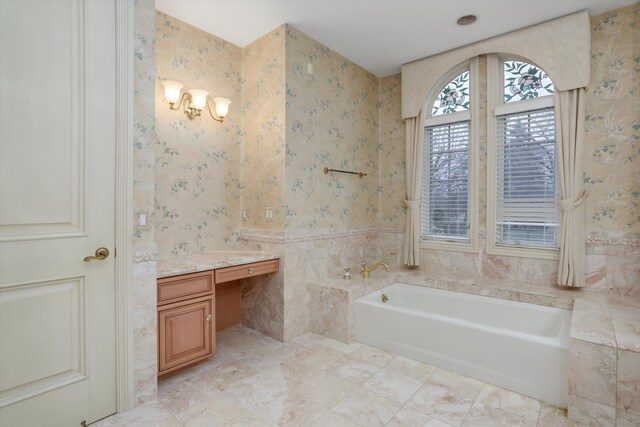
[[421, 59, 478, 251], [488, 56, 560, 257]]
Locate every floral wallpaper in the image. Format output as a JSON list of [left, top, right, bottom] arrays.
[[584, 3, 640, 236], [284, 26, 380, 230], [133, 0, 156, 244], [155, 11, 243, 257], [378, 74, 406, 226], [241, 26, 286, 230]]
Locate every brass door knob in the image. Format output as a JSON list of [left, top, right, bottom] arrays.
[[84, 247, 110, 262], [248, 267, 254, 274], [206, 314, 212, 322]]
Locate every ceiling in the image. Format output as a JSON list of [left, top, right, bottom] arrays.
[[155, 0, 634, 77]]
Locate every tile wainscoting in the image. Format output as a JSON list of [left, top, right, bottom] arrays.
[[132, 243, 160, 405]]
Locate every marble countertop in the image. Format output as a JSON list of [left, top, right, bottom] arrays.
[[157, 250, 279, 279]]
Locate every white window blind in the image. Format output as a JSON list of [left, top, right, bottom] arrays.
[[496, 107, 559, 248], [422, 121, 470, 241]]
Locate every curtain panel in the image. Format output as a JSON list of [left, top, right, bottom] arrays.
[[556, 88, 587, 287], [403, 108, 425, 266]]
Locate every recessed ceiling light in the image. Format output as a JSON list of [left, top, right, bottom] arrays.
[[457, 15, 477, 26]]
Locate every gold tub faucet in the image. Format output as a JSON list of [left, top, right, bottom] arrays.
[[361, 261, 390, 278]]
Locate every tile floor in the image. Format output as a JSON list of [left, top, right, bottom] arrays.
[[94, 325, 582, 427]]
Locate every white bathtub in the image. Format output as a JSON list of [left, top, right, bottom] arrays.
[[355, 283, 571, 407]]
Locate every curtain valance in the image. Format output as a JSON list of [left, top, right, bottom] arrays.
[[401, 10, 591, 119]]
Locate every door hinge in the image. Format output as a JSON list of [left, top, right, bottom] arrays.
[[114, 247, 117, 258], [81, 421, 87, 427]]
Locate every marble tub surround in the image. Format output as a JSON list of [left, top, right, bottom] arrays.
[[93, 325, 577, 427], [309, 274, 397, 343], [309, 269, 578, 345], [568, 296, 640, 426], [156, 250, 279, 278], [240, 227, 403, 342]]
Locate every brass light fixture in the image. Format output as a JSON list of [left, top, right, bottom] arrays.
[[161, 80, 231, 122]]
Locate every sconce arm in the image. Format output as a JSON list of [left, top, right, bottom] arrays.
[[205, 100, 224, 123], [169, 92, 191, 111]]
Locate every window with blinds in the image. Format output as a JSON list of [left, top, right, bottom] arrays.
[[422, 121, 470, 241], [496, 107, 559, 248]]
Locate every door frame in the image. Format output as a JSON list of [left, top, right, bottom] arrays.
[[115, 0, 135, 412]]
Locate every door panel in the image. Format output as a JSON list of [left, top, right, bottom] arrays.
[[0, 0, 84, 240], [0, 277, 86, 406], [0, 0, 116, 425]]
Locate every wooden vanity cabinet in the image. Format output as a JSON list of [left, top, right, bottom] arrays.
[[157, 258, 279, 376], [157, 271, 215, 376]]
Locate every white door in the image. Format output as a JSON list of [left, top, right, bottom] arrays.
[[0, 0, 117, 426]]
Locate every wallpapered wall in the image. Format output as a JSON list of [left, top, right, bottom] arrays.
[[379, 74, 407, 227], [133, 0, 156, 245], [284, 26, 380, 230], [155, 12, 243, 256], [241, 27, 286, 230], [584, 3, 640, 237]]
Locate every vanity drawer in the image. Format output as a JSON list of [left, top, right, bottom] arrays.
[[157, 271, 214, 305], [214, 259, 279, 284]]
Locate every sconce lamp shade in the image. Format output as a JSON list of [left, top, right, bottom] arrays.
[[188, 89, 209, 110], [162, 80, 183, 104], [213, 97, 232, 119]]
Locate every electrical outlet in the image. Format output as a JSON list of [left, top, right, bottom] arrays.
[[265, 207, 274, 222], [242, 209, 248, 219], [307, 62, 314, 75]]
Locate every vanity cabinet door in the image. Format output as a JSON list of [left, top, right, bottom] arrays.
[[158, 295, 215, 375]]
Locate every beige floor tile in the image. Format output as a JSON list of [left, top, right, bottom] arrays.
[[386, 356, 437, 381], [332, 386, 403, 426], [293, 373, 356, 407], [328, 355, 382, 384], [174, 394, 264, 427], [93, 401, 172, 427], [349, 344, 395, 367], [536, 403, 582, 427], [158, 373, 220, 414], [286, 346, 346, 372], [387, 406, 454, 427], [476, 383, 541, 422], [406, 379, 475, 427], [362, 365, 425, 404], [430, 369, 484, 399], [462, 401, 536, 427], [311, 410, 360, 427], [250, 393, 327, 426]]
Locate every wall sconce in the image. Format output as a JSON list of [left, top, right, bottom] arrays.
[[161, 80, 231, 122]]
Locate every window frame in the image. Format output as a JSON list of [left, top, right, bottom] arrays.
[[486, 54, 559, 260], [420, 58, 479, 253]]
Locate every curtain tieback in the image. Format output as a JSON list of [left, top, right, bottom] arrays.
[[560, 191, 587, 212], [403, 199, 420, 208]]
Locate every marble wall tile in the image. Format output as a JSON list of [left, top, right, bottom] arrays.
[[585, 254, 608, 291], [567, 394, 616, 427], [617, 350, 640, 413], [132, 243, 159, 405], [483, 255, 519, 280], [616, 409, 640, 427], [450, 251, 483, 278], [422, 249, 451, 275], [517, 258, 557, 287], [568, 338, 617, 407]]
